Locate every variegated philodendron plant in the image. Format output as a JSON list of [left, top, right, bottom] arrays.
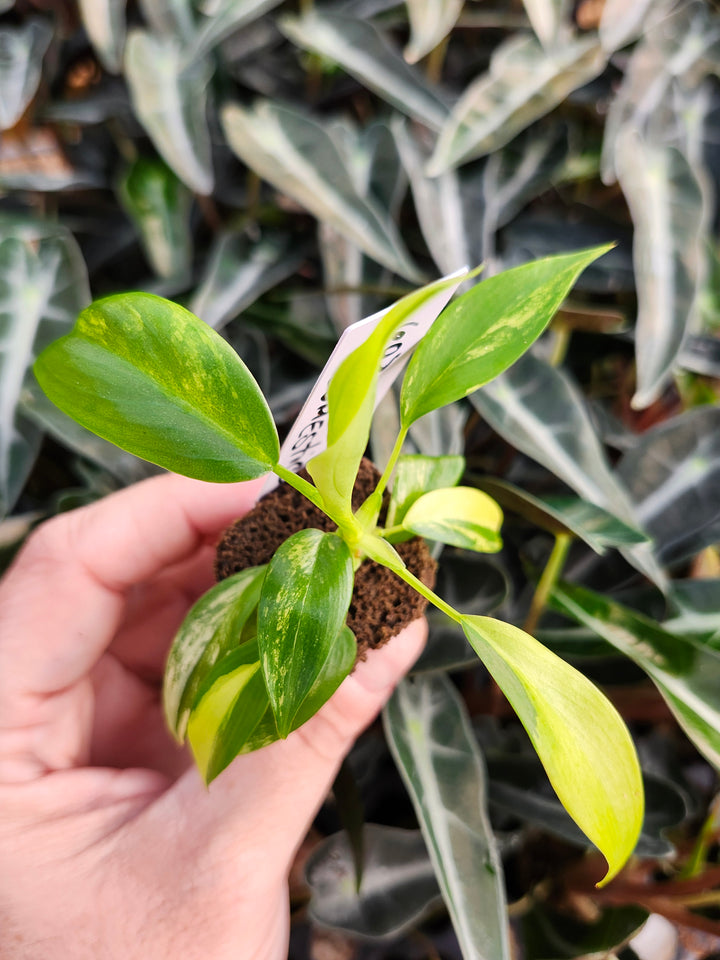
[[35, 245, 643, 884]]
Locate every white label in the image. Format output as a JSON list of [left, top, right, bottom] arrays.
[[266, 267, 468, 489]]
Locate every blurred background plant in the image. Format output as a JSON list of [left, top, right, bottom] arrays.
[[3, 0, 720, 957]]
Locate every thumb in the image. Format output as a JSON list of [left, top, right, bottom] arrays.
[[155, 618, 426, 872]]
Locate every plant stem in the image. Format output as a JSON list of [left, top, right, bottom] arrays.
[[387, 556, 463, 625], [274, 463, 326, 513], [523, 533, 572, 635], [373, 426, 408, 502]]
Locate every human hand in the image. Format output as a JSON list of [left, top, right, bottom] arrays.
[[0, 473, 426, 959]]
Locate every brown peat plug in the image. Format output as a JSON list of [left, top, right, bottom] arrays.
[[214, 459, 436, 660]]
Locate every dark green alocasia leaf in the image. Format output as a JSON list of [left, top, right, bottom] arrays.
[[0, 20, 52, 130], [427, 34, 607, 175], [186, 643, 269, 782], [386, 454, 465, 526], [190, 0, 284, 60], [551, 581, 720, 771], [475, 477, 648, 555], [0, 228, 90, 517], [487, 754, 688, 859], [190, 230, 306, 331], [221, 100, 422, 282], [280, 11, 449, 131], [471, 354, 666, 588], [308, 272, 464, 523], [164, 565, 267, 741], [34, 292, 279, 482], [402, 487, 504, 553], [404, 0, 464, 64], [77, 0, 126, 74], [125, 30, 213, 195], [462, 615, 644, 884], [400, 246, 611, 427], [306, 825, 441, 938], [393, 118, 483, 277], [616, 406, 720, 566], [137, 0, 195, 42], [616, 130, 706, 409], [522, 903, 648, 960], [385, 674, 511, 960], [523, 0, 573, 49], [118, 157, 192, 280], [257, 529, 353, 737], [19, 379, 154, 487]]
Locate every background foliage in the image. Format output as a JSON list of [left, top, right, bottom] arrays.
[[3, 0, 720, 957]]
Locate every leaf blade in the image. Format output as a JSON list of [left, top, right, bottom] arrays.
[[401, 246, 611, 426], [385, 674, 511, 960], [257, 529, 354, 737], [462, 615, 644, 884], [34, 292, 279, 482], [402, 486, 503, 553]]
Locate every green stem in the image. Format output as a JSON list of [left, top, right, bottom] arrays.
[[523, 533, 572, 635], [274, 463, 327, 514], [388, 555, 463, 625], [373, 427, 408, 502]]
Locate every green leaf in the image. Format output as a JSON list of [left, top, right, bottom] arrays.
[[125, 29, 213, 194], [306, 825, 441, 938], [616, 130, 706, 409], [393, 117, 482, 277], [404, 0, 464, 64], [280, 11, 449, 131], [402, 486, 503, 553], [522, 0, 573, 49], [616, 406, 720, 566], [551, 581, 720, 772], [308, 272, 465, 521], [479, 122, 570, 267], [487, 754, 688, 859], [475, 477, 649, 555], [385, 674, 511, 960], [0, 226, 90, 517], [387, 453, 465, 526], [190, 230, 306, 331], [137, 0, 195, 43], [163, 565, 266, 741], [291, 624, 356, 729], [257, 529, 354, 737], [401, 246, 610, 427], [20, 378, 154, 486], [189, 0, 284, 60], [0, 20, 52, 131], [186, 644, 269, 782], [221, 100, 422, 282], [522, 903, 648, 960], [235, 623, 357, 755], [471, 353, 666, 588], [118, 157, 193, 280], [599, 0, 664, 52], [78, 0, 126, 74], [462, 615, 644, 884], [33, 292, 279, 482], [427, 34, 607, 175]]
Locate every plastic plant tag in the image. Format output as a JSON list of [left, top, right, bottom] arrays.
[[267, 267, 468, 488]]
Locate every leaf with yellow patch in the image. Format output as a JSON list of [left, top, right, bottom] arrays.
[[34, 291, 279, 481]]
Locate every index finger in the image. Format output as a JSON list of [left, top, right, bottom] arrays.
[[0, 472, 262, 710]]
